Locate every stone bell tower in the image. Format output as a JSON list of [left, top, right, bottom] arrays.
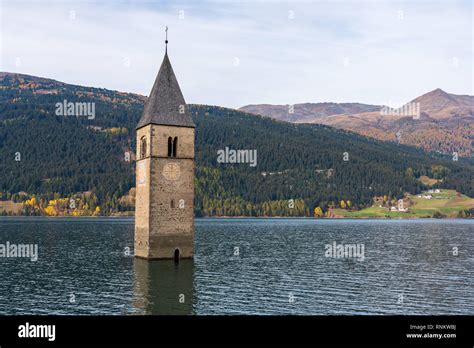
[[135, 32, 195, 260]]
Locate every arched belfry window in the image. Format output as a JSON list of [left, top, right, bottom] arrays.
[[168, 137, 178, 158], [168, 137, 172, 157], [170, 199, 175, 209], [140, 136, 147, 159]]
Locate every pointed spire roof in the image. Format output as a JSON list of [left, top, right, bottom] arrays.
[[136, 51, 195, 129]]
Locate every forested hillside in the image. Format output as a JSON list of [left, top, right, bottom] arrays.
[[1, 73, 473, 216]]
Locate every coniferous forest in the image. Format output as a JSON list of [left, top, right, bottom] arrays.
[[0, 73, 473, 216]]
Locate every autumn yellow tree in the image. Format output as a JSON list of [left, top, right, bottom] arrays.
[[347, 200, 351, 208], [340, 200, 346, 209], [93, 206, 101, 216], [25, 197, 37, 207], [314, 207, 324, 218], [44, 205, 57, 216]]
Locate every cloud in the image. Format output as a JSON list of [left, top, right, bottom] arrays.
[[1, 0, 472, 108]]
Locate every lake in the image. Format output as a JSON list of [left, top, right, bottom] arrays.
[[0, 217, 472, 315]]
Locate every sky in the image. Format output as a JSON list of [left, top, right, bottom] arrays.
[[0, 0, 472, 108]]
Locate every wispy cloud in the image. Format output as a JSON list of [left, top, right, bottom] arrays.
[[1, 0, 472, 108]]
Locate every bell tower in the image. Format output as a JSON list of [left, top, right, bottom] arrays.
[[135, 31, 195, 260]]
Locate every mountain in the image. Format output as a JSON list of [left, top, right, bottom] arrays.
[[240, 102, 381, 123], [412, 88, 473, 120], [240, 89, 474, 156], [1, 72, 473, 217]]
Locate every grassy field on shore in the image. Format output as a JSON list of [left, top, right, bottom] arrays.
[[331, 190, 474, 218]]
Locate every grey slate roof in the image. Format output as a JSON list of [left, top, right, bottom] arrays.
[[136, 52, 195, 129]]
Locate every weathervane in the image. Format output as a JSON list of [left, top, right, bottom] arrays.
[[165, 26, 168, 52]]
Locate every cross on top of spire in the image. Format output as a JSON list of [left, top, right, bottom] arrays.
[[165, 26, 168, 52]]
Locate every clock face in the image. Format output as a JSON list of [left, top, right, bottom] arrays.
[[163, 162, 181, 181]]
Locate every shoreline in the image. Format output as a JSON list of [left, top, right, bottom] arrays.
[[0, 215, 472, 220]]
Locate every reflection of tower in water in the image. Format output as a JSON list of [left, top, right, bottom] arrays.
[[133, 258, 194, 315]]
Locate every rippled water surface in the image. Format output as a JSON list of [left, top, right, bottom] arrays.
[[0, 218, 472, 315]]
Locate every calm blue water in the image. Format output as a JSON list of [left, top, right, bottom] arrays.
[[0, 218, 472, 315]]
